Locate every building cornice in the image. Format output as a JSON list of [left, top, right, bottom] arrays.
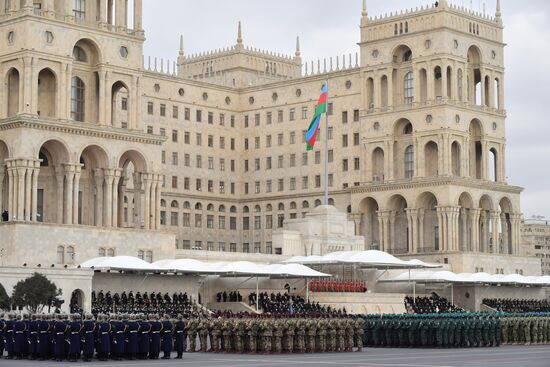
[[0, 115, 166, 146]]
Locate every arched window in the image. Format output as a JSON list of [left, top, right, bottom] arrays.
[[254, 205, 261, 213], [137, 250, 144, 260], [98, 247, 106, 257], [314, 199, 322, 207], [328, 198, 335, 206], [72, 46, 87, 62], [404, 72, 414, 104], [302, 201, 309, 209], [230, 206, 237, 213], [183, 201, 191, 209], [219, 205, 226, 212], [278, 203, 285, 211], [56, 246, 65, 264], [243, 206, 250, 213], [66, 246, 75, 265], [403, 123, 413, 135], [290, 202, 297, 210], [457, 69, 464, 101], [160, 199, 166, 208], [266, 204, 272, 212], [71, 77, 85, 121], [195, 203, 202, 210], [145, 251, 153, 263], [207, 204, 214, 211], [107, 248, 115, 257], [404, 145, 414, 179], [171, 200, 179, 209]]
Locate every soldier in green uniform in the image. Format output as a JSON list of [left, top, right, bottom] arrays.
[[523, 316, 531, 345], [435, 317, 443, 348], [354, 317, 364, 352], [327, 318, 337, 352], [186, 317, 198, 352], [198, 318, 209, 352], [501, 315, 509, 345], [372, 317, 382, 347], [295, 318, 306, 353], [247, 318, 259, 354], [384, 317, 393, 347], [306, 318, 317, 353], [337, 319, 346, 352], [284, 319, 295, 353], [210, 318, 221, 352], [222, 318, 232, 352], [317, 318, 327, 352], [419, 317, 428, 347], [345, 318, 355, 352], [262, 319, 273, 354], [234, 318, 245, 353], [409, 316, 418, 347]]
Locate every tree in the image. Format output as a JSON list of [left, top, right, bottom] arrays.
[[11, 273, 61, 314], [0, 282, 9, 310]]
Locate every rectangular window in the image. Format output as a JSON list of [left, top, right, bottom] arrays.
[[289, 108, 296, 121], [354, 157, 360, 170], [244, 115, 249, 128], [230, 217, 237, 230], [254, 242, 261, 254], [328, 103, 334, 115], [172, 105, 179, 119], [184, 108, 190, 120], [172, 130, 178, 142], [278, 179, 284, 192], [278, 155, 284, 169], [208, 157, 214, 170], [208, 180, 214, 193], [266, 157, 272, 170], [231, 182, 235, 194], [255, 113, 260, 126], [184, 154, 190, 167], [255, 181, 261, 194], [184, 177, 190, 190], [219, 216, 226, 230], [343, 159, 349, 172], [71, 77, 85, 121], [244, 183, 249, 194], [255, 137, 260, 149], [172, 152, 178, 166], [328, 173, 334, 187], [328, 126, 333, 140], [278, 110, 284, 123], [196, 155, 202, 168], [194, 241, 202, 250], [182, 213, 190, 227], [266, 135, 272, 148], [302, 176, 308, 189], [184, 131, 190, 144], [207, 215, 214, 229], [171, 212, 178, 226], [219, 242, 226, 252], [196, 110, 202, 122], [231, 160, 235, 172], [315, 151, 321, 164], [302, 153, 308, 166], [254, 216, 261, 230], [290, 131, 296, 144], [159, 128, 166, 137], [160, 104, 166, 117], [342, 134, 348, 147], [266, 180, 272, 193], [243, 217, 250, 230], [266, 215, 273, 229], [196, 133, 202, 146], [121, 97, 128, 111], [161, 151, 166, 164], [196, 179, 202, 191], [220, 158, 225, 171], [328, 150, 334, 163], [171, 176, 178, 189], [354, 133, 360, 146], [244, 138, 249, 150], [278, 133, 284, 146], [219, 113, 225, 126], [72, 0, 86, 20], [219, 137, 225, 149], [207, 242, 214, 251], [230, 243, 237, 252], [255, 158, 260, 171], [230, 115, 235, 127], [290, 177, 296, 191], [266, 242, 273, 255], [290, 154, 296, 167], [244, 160, 249, 172], [182, 240, 190, 250], [208, 112, 214, 124], [219, 181, 225, 194], [266, 112, 272, 125], [147, 102, 154, 115], [315, 175, 321, 188], [301, 106, 308, 119], [353, 109, 360, 122], [342, 111, 348, 124], [243, 243, 250, 253], [277, 214, 284, 228], [195, 214, 202, 228]]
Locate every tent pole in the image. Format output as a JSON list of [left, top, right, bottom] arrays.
[[306, 277, 309, 303], [256, 276, 259, 312], [451, 283, 454, 305], [413, 282, 416, 304]]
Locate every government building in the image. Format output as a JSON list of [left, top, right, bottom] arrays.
[[0, 0, 541, 310]]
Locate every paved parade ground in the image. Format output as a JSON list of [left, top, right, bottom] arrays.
[[3, 346, 550, 367]]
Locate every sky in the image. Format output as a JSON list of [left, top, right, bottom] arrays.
[[142, 0, 550, 220]]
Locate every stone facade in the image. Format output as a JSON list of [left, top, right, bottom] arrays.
[[521, 220, 550, 275], [0, 0, 531, 275]]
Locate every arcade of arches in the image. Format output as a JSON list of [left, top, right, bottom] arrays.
[[357, 192, 522, 256], [0, 140, 162, 230]]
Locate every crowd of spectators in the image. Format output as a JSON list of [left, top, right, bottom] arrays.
[[87, 290, 200, 317], [215, 291, 243, 303], [483, 298, 550, 313], [247, 291, 346, 316], [405, 293, 464, 314], [309, 279, 367, 293]]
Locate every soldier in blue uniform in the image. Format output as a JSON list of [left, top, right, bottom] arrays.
[[127, 314, 140, 360], [68, 314, 82, 361], [37, 314, 49, 360], [53, 314, 67, 362], [139, 314, 151, 360], [98, 314, 111, 361], [150, 314, 163, 359], [4, 313, 15, 359], [0, 313, 5, 357], [115, 315, 126, 360], [174, 314, 186, 359], [161, 314, 173, 359], [13, 314, 28, 360], [27, 314, 39, 359], [82, 314, 96, 362]]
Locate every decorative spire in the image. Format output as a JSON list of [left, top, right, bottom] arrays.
[[237, 21, 243, 45], [362, 0, 368, 17], [295, 36, 301, 58], [179, 35, 184, 56], [496, 0, 502, 19]]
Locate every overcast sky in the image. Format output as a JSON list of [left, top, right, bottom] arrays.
[[142, 0, 550, 220]]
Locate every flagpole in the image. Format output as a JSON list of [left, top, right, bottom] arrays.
[[324, 78, 329, 206]]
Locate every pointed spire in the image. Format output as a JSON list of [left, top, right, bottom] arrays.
[[496, 0, 502, 19], [362, 0, 368, 16], [295, 36, 301, 58], [179, 35, 184, 56], [237, 21, 243, 45]]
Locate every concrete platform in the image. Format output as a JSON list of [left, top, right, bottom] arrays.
[[3, 346, 550, 367]]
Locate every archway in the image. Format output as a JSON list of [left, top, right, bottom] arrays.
[[37, 68, 57, 118], [392, 45, 413, 106], [416, 192, 439, 253], [499, 197, 514, 255], [359, 197, 380, 250], [451, 141, 461, 176], [489, 147, 498, 182], [479, 195, 493, 253], [72, 39, 101, 123], [70, 289, 85, 313], [79, 145, 109, 226], [111, 81, 129, 128], [372, 147, 385, 182], [469, 119, 483, 179], [467, 46, 482, 105], [393, 118, 414, 179], [458, 192, 474, 251], [387, 195, 408, 254], [424, 141, 439, 177], [37, 140, 70, 224], [118, 150, 148, 229], [6, 68, 20, 117]]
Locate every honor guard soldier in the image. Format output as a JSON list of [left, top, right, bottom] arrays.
[[14, 314, 28, 360], [115, 315, 126, 360], [138, 314, 151, 360], [53, 314, 67, 362], [0, 313, 5, 357], [68, 314, 82, 361], [150, 314, 162, 359], [97, 315, 111, 361], [27, 314, 39, 360], [161, 314, 173, 359], [82, 314, 96, 361], [174, 314, 186, 358], [127, 315, 140, 360]]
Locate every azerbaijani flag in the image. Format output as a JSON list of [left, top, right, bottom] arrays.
[[306, 84, 328, 151]]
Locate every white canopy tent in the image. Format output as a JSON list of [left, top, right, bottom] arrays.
[[79, 257, 331, 310], [381, 271, 550, 286], [283, 250, 442, 269]]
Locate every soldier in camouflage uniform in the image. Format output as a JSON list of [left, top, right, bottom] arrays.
[[210, 318, 222, 352], [198, 318, 210, 352], [186, 318, 198, 352], [246, 318, 259, 354], [316, 318, 327, 352], [501, 316, 509, 344], [337, 319, 346, 352], [272, 319, 283, 353], [222, 319, 232, 352], [306, 319, 317, 353], [327, 318, 337, 352], [261, 319, 273, 354], [354, 317, 364, 352], [295, 318, 306, 353], [523, 316, 531, 345], [234, 318, 245, 353], [345, 318, 355, 351], [284, 319, 295, 353]]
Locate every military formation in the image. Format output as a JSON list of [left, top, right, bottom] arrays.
[[404, 294, 465, 314], [0, 312, 364, 361], [363, 313, 502, 348], [483, 298, 550, 313], [500, 314, 550, 345], [89, 291, 198, 316]]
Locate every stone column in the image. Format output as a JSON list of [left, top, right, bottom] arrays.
[[488, 71, 495, 108], [427, 63, 435, 101], [385, 140, 393, 181], [104, 71, 112, 126], [418, 209, 425, 253], [115, 0, 125, 30], [470, 209, 481, 252], [63, 164, 75, 225], [111, 169, 121, 227], [72, 165, 81, 225], [460, 208, 468, 251], [24, 163, 32, 221], [377, 212, 384, 251], [383, 212, 391, 253], [389, 211, 396, 253], [22, 57, 32, 114], [134, 77, 142, 130], [103, 170, 114, 228], [441, 64, 448, 100], [436, 207, 445, 251], [93, 170, 104, 227], [154, 176, 162, 230], [498, 75, 504, 111], [99, 0, 107, 24], [413, 137, 420, 178], [501, 212, 509, 254], [16, 165, 26, 220], [7, 165, 14, 220], [413, 65, 421, 104], [65, 64, 73, 119], [481, 140, 488, 180], [374, 74, 381, 110], [98, 70, 106, 125], [64, 0, 74, 22], [128, 75, 136, 130], [490, 211, 499, 254], [510, 214, 521, 255], [464, 137, 470, 178], [387, 67, 393, 109], [0, 167, 4, 214], [134, 0, 142, 31], [55, 166, 64, 224], [143, 174, 152, 230], [132, 172, 142, 228]]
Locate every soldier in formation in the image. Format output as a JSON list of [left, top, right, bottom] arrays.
[[363, 313, 505, 348], [500, 313, 550, 345]]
